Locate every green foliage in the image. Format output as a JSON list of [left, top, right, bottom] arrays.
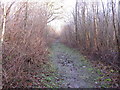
[[88, 68, 93, 71], [96, 69, 102, 75], [101, 84, 111, 88], [104, 78, 112, 82]]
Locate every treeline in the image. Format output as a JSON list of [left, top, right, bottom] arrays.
[[60, 0, 120, 69], [0, 1, 60, 88]]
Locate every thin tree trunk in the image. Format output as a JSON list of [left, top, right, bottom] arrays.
[[86, 5, 90, 50], [92, 4, 98, 51], [118, 1, 120, 64], [75, 0, 78, 43], [111, 0, 120, 66], [101, 0, 109, 48], [24, 1, 28, 30], [1, 4, 6, 43]]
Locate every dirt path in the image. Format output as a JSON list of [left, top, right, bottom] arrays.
[[49, 42, 102, 88]]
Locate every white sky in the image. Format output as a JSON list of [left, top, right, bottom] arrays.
[[49, 0, 119, 33], [1, 0, 119, 33], [49, 0, 76, 33]]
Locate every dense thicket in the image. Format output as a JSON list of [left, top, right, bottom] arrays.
[[0, 1, 58, 88]]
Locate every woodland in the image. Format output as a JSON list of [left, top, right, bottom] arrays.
[[0, 0, 120, 88]]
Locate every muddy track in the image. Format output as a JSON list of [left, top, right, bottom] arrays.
[[50, 42, 102, 88]]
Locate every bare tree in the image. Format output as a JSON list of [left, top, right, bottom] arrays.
[[60, 0, 119, 70], [75, 0, 78, 42], [118, 1, 120, 64], [111, 0, 119, 64], [1, 2, 15, 43]]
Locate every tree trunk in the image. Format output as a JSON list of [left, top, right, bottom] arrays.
[[1, 4, 6, 43], [92, 4, 98, 51], [75, 0, 78, 43], [24, 1, 28, 30], [112, 0, 120, 65], [101, 0, 109, 48], [118, 1, 120, 64]]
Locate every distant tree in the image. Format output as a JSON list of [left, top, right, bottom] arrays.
[[118, 1, 120, 64]]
